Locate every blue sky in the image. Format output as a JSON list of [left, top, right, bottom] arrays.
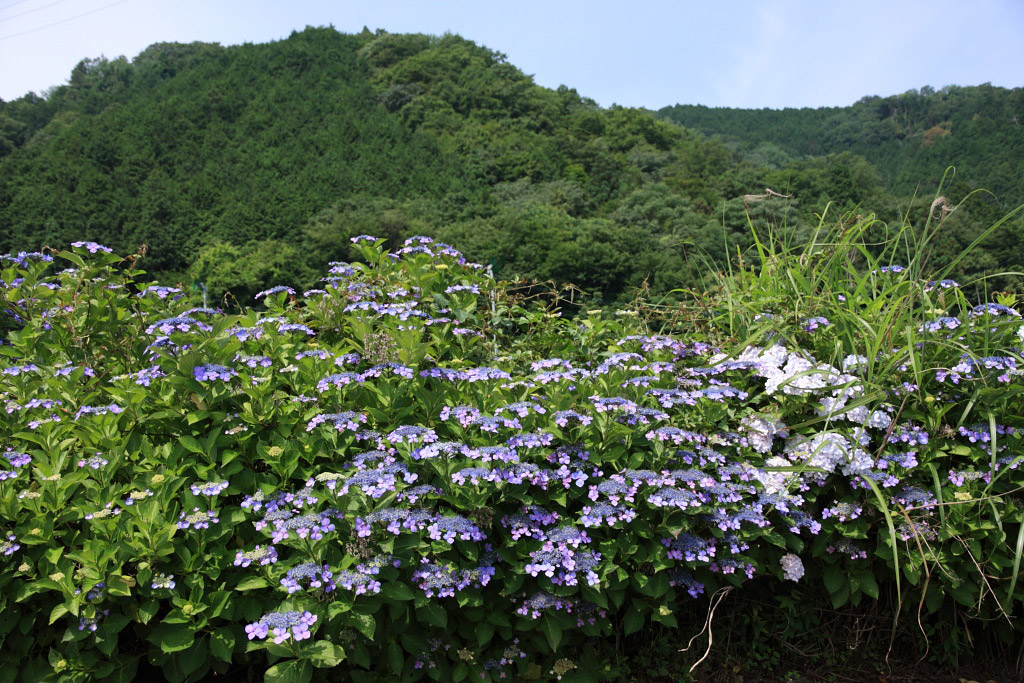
[[1, 0, 1022, 108]]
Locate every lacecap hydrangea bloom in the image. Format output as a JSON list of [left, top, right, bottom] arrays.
[[245, 611, 317, 643]]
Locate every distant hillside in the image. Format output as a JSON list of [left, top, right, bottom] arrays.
[[1, 28, 1021, 302], [658, 85, 1024, 204], [2, 27, 793, 301], [0, 29, 465, 273]]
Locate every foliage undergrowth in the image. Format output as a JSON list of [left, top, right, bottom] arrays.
[[0, 212, 1023, 681]]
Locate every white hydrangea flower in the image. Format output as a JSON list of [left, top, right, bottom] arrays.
[[757, 456, 795, 495], [755, 344, 790, 376], [780, 553, 805, 581], [866, 409, 892, 430], [844, 404, 871, 423], [849, 426, 872, 446], [766, 355, 837, 396], [741, 415, 788, 454], [840, 445, 875, 477], [784, 432, 852, 473], [842, 354, 869, 373]]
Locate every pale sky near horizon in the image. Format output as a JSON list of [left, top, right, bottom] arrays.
[[1, 0, 1022, 109]]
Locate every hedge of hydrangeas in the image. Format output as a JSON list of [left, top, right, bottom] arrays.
[[0, 236, 1022, 681]]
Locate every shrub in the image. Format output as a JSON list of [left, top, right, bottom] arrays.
[[0, 223, 1022, 681]]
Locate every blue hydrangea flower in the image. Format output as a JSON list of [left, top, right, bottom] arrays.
[[71, 241, 113, 253], [506, 432, 554, 448], [0, 534, 19, 556], [245, 611, 317, 643], [254, 286, 296, 299], [190, 480, 229, 496], [151, 573, 176, 590], [234, 545, 279, 567], [269, 512, 336, 543], [306, 411, 367, 433], [146, 317, 212, 335], [177, 508, 219, 530], [663, 534, 716, 562], [386, 425, 437, 445], [427, 515, 486, 543], [281, 562, 335, 594], [316, 372, 361, 392], [140, 285, 181, 299], [193, 364, 236, 382], [335, 570, 382, 595], [73, 404, 124, 421]]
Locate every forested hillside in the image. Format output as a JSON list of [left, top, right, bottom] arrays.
[[1, 27, 1021, 304], [658, 85, 1024, 205]]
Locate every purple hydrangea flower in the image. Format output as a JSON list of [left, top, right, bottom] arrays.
[[71, 241, 113, 254], [0, 534, 19, 556], [427, 515, 486, 543], [255, 286, 296, 299], [74, 404, 123, 420], [151, 573, 176, 590], [234, 545, 279, 567], [190, 480, 229, 496], [177, 508, 219, 530], [245, 611, 317, 643], [281, 562, 335, 594], [307, 411, 367, 433], [193, 364, 236, 382]]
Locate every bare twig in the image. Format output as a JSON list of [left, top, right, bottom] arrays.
[[680, 586, 732, 673]]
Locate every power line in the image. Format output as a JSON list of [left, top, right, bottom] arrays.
[[0, 0, 41, 13], [0, 0, 133, 40], [0, 0, 76, 23]]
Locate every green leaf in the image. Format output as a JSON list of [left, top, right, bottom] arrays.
[[57, 251, 87, 269], [540, 618, 562, 651], [209, 627, 235, 663], [176, 640, 208, 677], [487, 609, 510, 628], [178, 435, 204, 454], [647, 571, 668, 598], [309, 640, 346, 668], [623, 608, 644, 636], [16, 579, 61, 602], [155, 623, 195, 653], [328, 601, 351, 619], [106, 575, 132, 597], [417, 603, 447, 629], [350, 643, 371, 669], [652, 610, 678, 628], [829, 582, 850, 609], [235, 576, 270, 591], [48, 603, 69, 625], [350, 612, 376, 641], [387, 641, 403, 675], [822, 565, 845, 595], [137, 600, 159, 625], [266, 659, 312, 683], [580, 585, 607, 609], [476, 620, 494, 648], [382, 582, 414, 601], [859, 571, 880, 600]]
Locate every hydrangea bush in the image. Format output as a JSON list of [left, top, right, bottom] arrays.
[[0, 233, 1022, 681]]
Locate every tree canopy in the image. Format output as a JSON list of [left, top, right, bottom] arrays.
[[1, 28, 1021, 304]]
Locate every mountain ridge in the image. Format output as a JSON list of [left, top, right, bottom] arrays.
[[1, 26, 1021, 302]]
